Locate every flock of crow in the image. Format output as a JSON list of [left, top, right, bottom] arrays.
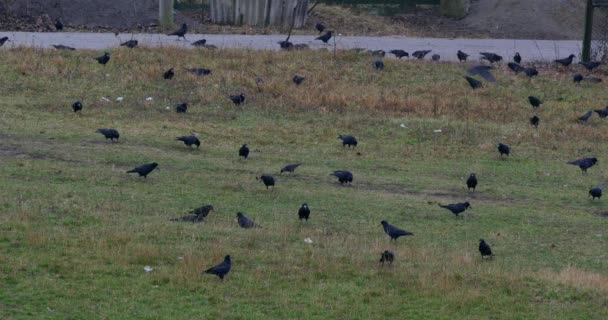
[[1, 20, 605, 281]]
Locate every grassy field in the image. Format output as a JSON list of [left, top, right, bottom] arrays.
[[0, 47, 607, 319]]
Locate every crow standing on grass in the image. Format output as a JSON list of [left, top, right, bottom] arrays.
[[120, 40, 138, 48], [0, 37, 9, 47], [529, 115, 540, 128], [508, 62, 524, 74], [573, 73, 584, 83], [554, 54, 575, 67], [528, 96, 542, 108], [175, 102, 188, 113], [237, 212, 258, 228], [457, 50, 469, 62], [523, 67, 538, 78], [579, 61, 601, 71], [316, 31, 333, 43], [466, 173, 477, 191], [594, 107, 608, 118], [171, 205, 214, 222], [479, 239, 493, 259], [480, 52, 502, 63], [567, 157, 598, 173], [96, 128, 120, 141], [292, 75, 305, 85], [338, 135, 358, 147], [330, 170, 353, 185], [239, 144, 249, 159], [72, 101, 83, 113], [380, 220, 413, 241], [168, 23, 188, 40], [439, 202, 471, 216], [257, 175, 275, 189], [203, 255, 231, 280], [94, 52, 110, 66], [229, 93, 245, 105], [589, 186, 602, 200], [513, 52, 521, 64], [298, 203, 310, 221], [464, 76, 483, 89], [578, 110, 592, 122], [379, 250, 394, 264], [163, 68, 174, 80], [389, 50, 409, 59], [191, 39, 207, 47], [176, 135, 200, 149], [374, 60, 384, 70], [280, 163, 301, 174], [126, 162, 158, 178], [497, 143, 511, 157], [412, 50, 431, 59]]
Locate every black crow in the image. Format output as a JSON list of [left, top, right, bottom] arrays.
[[94, 52, 110, 66], [330, 170, 353, 184], [237, 212, 257, 228], [466, 173, 477, 191], [0, 37, 9, 47], [439, 202, 471, 216], [374, 60, 384, 70], [530, 115, 540, 128], [380, 220, 413, 240], [554, 54, 575, 67], [298, 203, 310, 221], [120, 40, 138, 48], [497, 143, 511, 157], [52, 44, 75, 50], [316, 31, 332, 43], [464, 76, 483, 89], [203, 255, 231, 280], [239, 144, 249, 159], [579, 61, 601, 71], [528, 96, 542, 108], [480, 52, 502, 63], [256, 175, 275, 189], [293, 75, 305, 85], [280, 163, 301, 174], [589, 186, 602, 200], [508, 62, 524, 74], [338, 135, 358, 147], [185, 68, 212, 76], [379, 250, 394, 265], [315, 22, 325, 33], [479, 239, 493, 259], [278, 40, 293, 50], [594, 107, 608, 118], [578, 110, 592, 122], [457, 50, 469, 62], [191, 39, 207, 47], [467, 65, 496, 82], [523, 67, 538, 78], [96, 128, 120, 141], [175, 102, 188, 113], [431, 54, 440, 61], [163, 68, 174, 79], [412, 50, 431, 59], [229, 93, 245, 105], [513, 52, 521, 64], [126, 162, 158, 178], [567, 157, 598, 172], [389, 50, 409, 59], [573, 73, 583, 83], [55, 18, 63, 31], [370, 50, 386, 57], [176, 135, 200, 148], [168, 23, 188, 40], [72, 101, 83, 113], [171, 205, 214, 222]]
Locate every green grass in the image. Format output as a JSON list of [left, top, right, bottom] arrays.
[[0, 47, 608, 319]]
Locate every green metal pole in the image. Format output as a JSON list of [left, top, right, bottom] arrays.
[[159, 0, 174, 29], [582, 0, 594, 62]]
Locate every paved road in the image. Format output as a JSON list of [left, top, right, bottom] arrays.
[[0, 31, 582, 62]]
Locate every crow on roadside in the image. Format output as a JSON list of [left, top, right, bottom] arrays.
[[163, 68, 174, 79], [431, 54, 440, 61], [466, 173, 477, 191], [239, 144, 249, 159], [168, 23, 188, 40], [330, 170, 353, 184], [379, 250, 394, 264], [94, 52, 110, 66], [0, 37, 9, 47], [298, 203, 310, 221], [389, 50, 409, 59], [380, 220, 413, 240], [120, 40, 138, 48], [55, 18, 63, 31], [579, 61, 600, 71], [457, 50, 469, 62], [338, 135, 358, 147], [191, 39, 207, 47], [315, 22, 325, 33], [589, 186, 602, 200], [497, 143, 511, 157], [316, 31, 333, 43], [523, 67, 538, 78], [479, 239, 493, 259], [237, 212, 257, 228], [126, 162, 158, 178], [203, 255, 231, 280], [464, 76, 483, 89], [256, 175, 275, 189], [72, 101, 83, 113], [567, 157, 598, 173], [176, 135, 200, 149], [52, 44, 75, 50], [175, 102, 188, 113], [513, 52, 521, 64], [369, 50, 386, 57], [281, 163, 301, 174], [412, 50, 431, 59], [554, 54, 575, 67], [480, 52, 502, 63], [507, 62, 524, 74], [96, 128, 120, 141], [439, 202, 471, 216]]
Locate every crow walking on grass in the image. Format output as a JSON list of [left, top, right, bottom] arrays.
[[439, 202, 471, 216], [338, 135, 358, 147], [466, 173, 477, 191], [257, 175, 275, 189], [163, 68, 174, 80], [175, 102, 188, 113], [529, 115, 540, 128], [330, 170, 353, 185], [554, 54, 575, 67], [380, 220, 413, 241], [176, 135, 200, 148], [567, 157, 598, 173], [237, 212, 257, 228], [281, 163, 301, 174], [126, 163, 158, 178], [94, 52, 110, 66], [389, 50, 409, 59], [239, 144, 249, 159], [96, 128, 120, 141], [293, 75, 305, 85], [497, 143, 511, 157], [379, 250, 394, 264], [589, 186, 603, 200], [464, 76, 483, 89], [171, 205, 214, 222], [72, 101, 83, 113], [203, 255, 231, 280], [298, 203, 310, 221], [479, 239, 493, 259]]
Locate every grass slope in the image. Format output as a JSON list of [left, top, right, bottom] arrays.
[[0, 47, 607, 319]]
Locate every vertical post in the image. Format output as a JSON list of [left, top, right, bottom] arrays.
[[159, 0, 174, 29], [582, 0, 594, 62]]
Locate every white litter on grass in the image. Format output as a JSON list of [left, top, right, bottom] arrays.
[[304, 238, 313, 244], [433, 129, 442, 133], [177, 256, 184, 260], [146, 97, 153, 101], [143, 266, 153, 273], [400, 123, 407, 128], [100, 97, 111, 103], [165, 107, 171, 110], [116, 97, 124, 102]]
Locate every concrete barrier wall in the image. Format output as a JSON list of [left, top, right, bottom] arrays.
[[209, 0, 309, 28]]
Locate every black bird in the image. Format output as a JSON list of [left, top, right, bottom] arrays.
[[374, 60, 384, 70], [229, 93, 245, 105], [457, 50, 469, 62], [0, 37, 9, 47], [530, 115, 540, 128], [280, 163, 301, 174], [330, 170, 353, 184], [431, 54, 440, 61], [315, 22, 325, 33], [191, 39, 207, 47], [412, 50, 431, 59], [94, 52, 110, 66], [513, 52, 521, 64], [369, 50, 386, 57], [380, 220, 413, 240], [96, 128, 120, 141], [316, 31, 333, 43], [523, 67, 538, 78], [126, 162, 158, 178], [168, 23, 188, 40], [278, 40, 293, 50], [594, 107, 608, 118], [298, 203, 310, 221], [292, 75, 305, 85], [175, 102, 188, 113], [120, 40, 138, 48], [567, 157, 598, 173], [507, 62, 524, 74], [466, 173, 477, 191], [573, 73, 584, 83], [72, 101, 83, 113], [389, 50, 409, 59], [185, 67, 212, 76], [579, 61, 601, 71], [203, 255, 231, 280], [479, 239, 493, 259], [439, 202, 471, 216], [55, 18, 63, 31], [171, 205, 214, 222], [163, 68, 174, 80], [467, 65, 496, 82], [589, 186, 602, 200], [239, 144, 249, 159], [464, 76, 483, 89], [338, 135, 358, 147], [528, 96, 542, 108], [379, 250, 394, 265], [497, 143, 511, 157], [256, 175, 275, 189], [52, 44, 75, 50], [237, 212, 257, 228], [176, 135, 200, 149], [480, 52, 503, 63], [578, 110, 592, 122], [554, 54, 575, 67]]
